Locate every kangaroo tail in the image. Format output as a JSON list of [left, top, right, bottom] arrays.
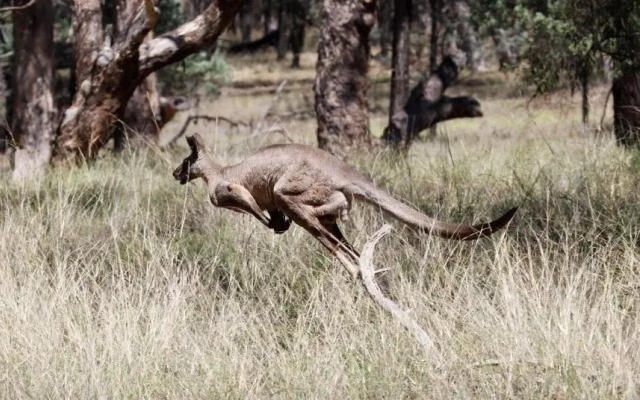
[[356, 185, 518, 241]]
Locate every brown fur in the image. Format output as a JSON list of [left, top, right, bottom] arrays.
[[173, 133, 518, 277]]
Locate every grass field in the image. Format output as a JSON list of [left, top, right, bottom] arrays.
[[0, 53, 638, 398]]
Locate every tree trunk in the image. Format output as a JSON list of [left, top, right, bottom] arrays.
[[428, 0, 440, 140], [383, 56, 482, 147], [288, 0, 307, 68], [239, 2, 253, 41], [385, 0, 410, 145], [53, 0, 246, 162], [276, 3, 290, 61], [581, 59, 589, 129], [11, 0, 56, 179], [314, 0, 376, 158], [115, 66, 161, 151], [612, 70, 640, 147], [0, 29, 8, 153], [377, 0, 391, 59], [114, 0, 161, 149], [263, 0, 271, 36], [73, 0, 103, 86]]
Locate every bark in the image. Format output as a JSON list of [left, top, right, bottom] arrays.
[[612, 70, 640, 147], [314, 0, 376, 158], [53, 0, 245, 162], [383, 56, 482, 147], [115, 65, 161, 151], [386, 0, 410, 145], [11, 0, 56, 179], [113, 0, 161, 148], [73, 0, 103, 86]]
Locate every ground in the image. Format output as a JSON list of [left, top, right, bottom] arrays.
[[0, 50, 638, 398]]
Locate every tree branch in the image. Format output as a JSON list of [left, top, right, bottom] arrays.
[[0, 0, 35, 12], [138, 0, 245, 78], [359, 224, 442, 365], [167, 114, 250, 147]]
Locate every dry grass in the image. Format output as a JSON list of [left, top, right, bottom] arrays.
[[0, 55, 638, 398]]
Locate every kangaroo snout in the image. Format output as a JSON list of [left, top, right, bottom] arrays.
[[173, 164, 188, 185]]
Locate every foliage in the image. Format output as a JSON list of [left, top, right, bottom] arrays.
[[519, 0, 640, 94], [0, 22, 11, 56], [156, 0, 185, 34], [157, 50, 231, 96], [152, 0, 232, 96]]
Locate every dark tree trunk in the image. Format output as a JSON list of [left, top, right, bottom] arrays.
[[263, 0, 271, 36], [377, 0, 391, 59], [11, 0, 56, 179], [276, 3, 290, 61], [53, 0, 246, 162], [386, 0, 411, 145], [428, 0, 441, 140], [383, 56, 482, 147], [288, 0, 307, 68], [581, 60, 590, 128], [115, 67, 161, 151], [314, 0, 376, 158], [0, 29, 8, 154], [612, 70, 640, 147], [239, 2, 253, 41], [289, 26, 304, 68]]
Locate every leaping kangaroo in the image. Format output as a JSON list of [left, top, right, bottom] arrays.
[[173, 134, 517, 278]]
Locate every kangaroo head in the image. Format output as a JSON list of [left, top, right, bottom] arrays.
[[173, 133, 215, 184]]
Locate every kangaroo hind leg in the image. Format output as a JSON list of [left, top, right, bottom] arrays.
[[276, 194, 360, 279]]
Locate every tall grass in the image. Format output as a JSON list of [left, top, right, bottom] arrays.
[[0, 129, 638, 398]]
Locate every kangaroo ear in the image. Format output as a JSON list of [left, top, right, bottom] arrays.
[[186, 133, 206, 154]]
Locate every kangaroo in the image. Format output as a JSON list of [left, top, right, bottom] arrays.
[[173, 133, 518, 278]]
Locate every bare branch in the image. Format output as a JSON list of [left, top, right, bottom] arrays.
[[0, 0, 35, 12], [360, 224, 442, 365], [167, 114, 250, 147]]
